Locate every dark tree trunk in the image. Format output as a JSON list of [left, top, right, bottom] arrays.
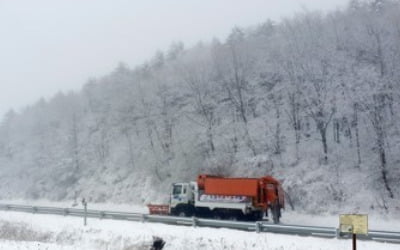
[[353, 103, 362, 166], [207, 125, 215, 153], [371, 94, 394, 199], [379, 147, 393, 198], [320, 127, 328, 163]]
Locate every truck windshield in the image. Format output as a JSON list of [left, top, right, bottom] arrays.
[[172, 184, 182, 195]]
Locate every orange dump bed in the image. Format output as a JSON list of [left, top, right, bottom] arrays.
[[200, 175, 260, 197], [197, 174, 285, 209]]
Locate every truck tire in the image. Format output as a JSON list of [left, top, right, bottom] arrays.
[[254, 211, 263, 221], [212, 211, 222, 220], [212, 209, 230, 220], [245, 211, 263, 221], [227, 213, 239, 221], [174, 204, 194, 217]]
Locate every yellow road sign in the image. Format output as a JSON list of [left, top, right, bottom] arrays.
[[339, 214, 368, 235]]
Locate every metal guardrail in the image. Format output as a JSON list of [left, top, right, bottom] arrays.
[[0, 203, 399, 243], [260, 223, 337, 237]]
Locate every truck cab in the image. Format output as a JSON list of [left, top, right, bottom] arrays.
[[170, 182, 194, 216]]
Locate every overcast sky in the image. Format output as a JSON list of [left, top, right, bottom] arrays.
[[0, 0, 350, 119]]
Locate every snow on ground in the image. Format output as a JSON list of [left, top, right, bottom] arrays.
[[0, 209, 398, 249]]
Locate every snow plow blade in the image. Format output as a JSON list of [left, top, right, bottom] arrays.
[[147, 204, 170, 215]]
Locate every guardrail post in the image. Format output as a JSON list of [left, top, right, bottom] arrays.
[[336, 228, 341, 239], [141, 214, 146, 223], [192, 216, 197, 227], [32, 206, 37, 214], [64, 208, 69, 216], [256, 222, 262, 233], [82, 198, 87, 226]]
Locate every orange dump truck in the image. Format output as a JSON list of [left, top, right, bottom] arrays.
[[148, 174, 284, 223]]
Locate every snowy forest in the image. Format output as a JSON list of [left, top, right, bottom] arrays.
[[0, 0, 399, 214]]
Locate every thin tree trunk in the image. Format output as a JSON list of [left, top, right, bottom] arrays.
[[321, 127, 328, 163], [379, 146, 394, 198], [372, 94, 394, 199], [353, 103, 362, 166], [207, 125, 215, 153]]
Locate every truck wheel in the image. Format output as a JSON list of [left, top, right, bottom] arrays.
[[213, 214, 222, 220], [178, 210, 187, 217], [212, 210, 223, 220], [227, 215, 238, 221], [255, 211, 263, 221], [247, 211, 262, 221], [176, 206, 194, 217], [227, 210, 243, 221], [175, 205, 194, 217]]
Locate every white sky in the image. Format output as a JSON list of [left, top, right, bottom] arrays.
[[0, 0, 349, 119]]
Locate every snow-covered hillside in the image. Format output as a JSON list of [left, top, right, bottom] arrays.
[[0, 210, 398, 250], [0, 0, 399, 215]]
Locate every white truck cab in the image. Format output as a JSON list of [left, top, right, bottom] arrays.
[[170, 183, 194, 215]]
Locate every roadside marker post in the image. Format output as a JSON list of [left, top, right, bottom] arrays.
[[82, 198, 88, 226]]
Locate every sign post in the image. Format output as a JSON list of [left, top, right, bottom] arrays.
[[339, 214, 368, 250]]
